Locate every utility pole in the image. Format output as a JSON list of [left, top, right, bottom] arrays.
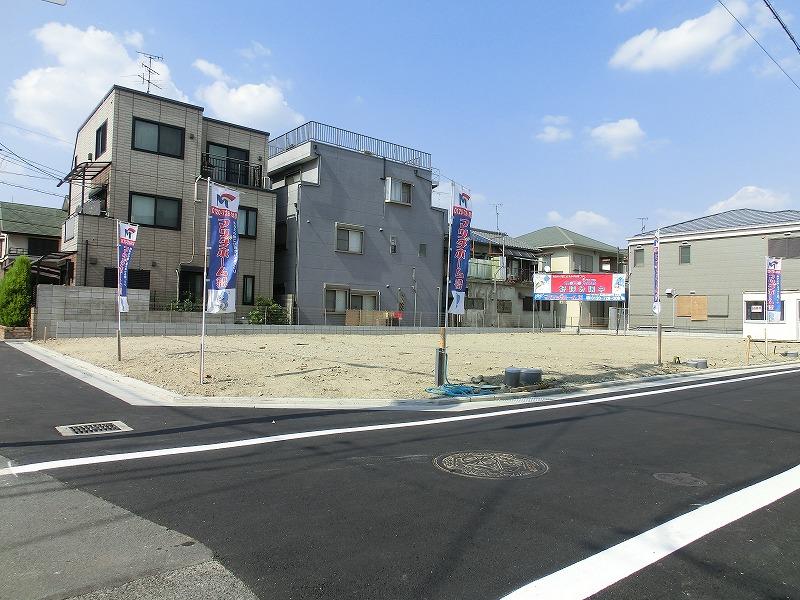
[[491, 203, 504, 327], [138, 52, 164, 94]]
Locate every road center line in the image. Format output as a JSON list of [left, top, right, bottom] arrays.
[[501, 462, 800, 599], [2, 367, 799, 477]]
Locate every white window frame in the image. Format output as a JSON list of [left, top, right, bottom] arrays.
[[384, 177, 413, 205], [325, 288, 349, 313], [335, 223, 364, 254], [350, 291, 378, 311]]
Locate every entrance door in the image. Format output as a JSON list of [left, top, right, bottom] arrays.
[[178, 269, 203, 305]]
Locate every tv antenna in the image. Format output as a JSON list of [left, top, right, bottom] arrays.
[[138, 52, 164, 94], [637, 217, 648, 233], [490, 203, 503, 234]]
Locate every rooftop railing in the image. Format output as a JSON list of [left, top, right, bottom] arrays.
[[269, 121, 431, 170]]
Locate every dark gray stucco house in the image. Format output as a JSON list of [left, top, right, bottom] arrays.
[[268, 122, 447, 325]]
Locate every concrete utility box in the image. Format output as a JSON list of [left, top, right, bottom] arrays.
[[742, 290, 800, 342]]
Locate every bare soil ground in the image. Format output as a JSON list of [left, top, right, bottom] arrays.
[[37, 332, 796, 399]]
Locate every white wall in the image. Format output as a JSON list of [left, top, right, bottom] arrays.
[[742, 291, 800, 341]]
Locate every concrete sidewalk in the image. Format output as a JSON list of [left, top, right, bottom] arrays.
[[0, 452, 257, 600]]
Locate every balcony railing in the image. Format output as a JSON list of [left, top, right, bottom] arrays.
[[201, 153, 265, 189], [269, 121, 431, 169]]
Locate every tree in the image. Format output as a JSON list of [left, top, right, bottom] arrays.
[[0, 255, 32, 327]]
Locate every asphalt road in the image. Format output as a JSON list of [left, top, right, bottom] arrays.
[[1, 342, 799, 599]]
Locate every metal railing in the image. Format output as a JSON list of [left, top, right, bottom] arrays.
[[201, 153, 265, 189], [268, 121, 432, 169]]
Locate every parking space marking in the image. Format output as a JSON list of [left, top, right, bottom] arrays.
[[502, 463, 800, 599]]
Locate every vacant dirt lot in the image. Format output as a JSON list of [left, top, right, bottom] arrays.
[[37, 332, 797, 399]]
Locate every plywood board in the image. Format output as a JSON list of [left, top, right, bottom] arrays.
[[676, 296, 692, 318], [691, 295, 708, 321]]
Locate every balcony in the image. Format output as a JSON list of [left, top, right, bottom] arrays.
[[201, 153, 265, 189], [268, 121, 431, 170]]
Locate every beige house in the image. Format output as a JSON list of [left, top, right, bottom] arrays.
[[60, 85, 276, 315], [464, 226, 623, 328]]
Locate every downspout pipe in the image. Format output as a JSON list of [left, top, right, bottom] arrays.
[[176, 175, 203, 301]]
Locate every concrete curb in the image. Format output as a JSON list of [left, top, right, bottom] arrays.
[[7, 341, 800, 412]]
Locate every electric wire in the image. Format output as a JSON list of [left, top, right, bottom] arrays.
[[717, 0, 800, 93], [0, 180, 65, 198]]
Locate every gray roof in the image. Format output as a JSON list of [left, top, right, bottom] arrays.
[[514, 226, 619, 254], [630, 209, 800, 240], [0, 202, 66, 237], [471, 228, 541, 251]]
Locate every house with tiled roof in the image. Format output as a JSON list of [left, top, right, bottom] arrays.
[[627, 209, 800, 334], [464, 225, 623, 329], [0, 201, 66, 277]]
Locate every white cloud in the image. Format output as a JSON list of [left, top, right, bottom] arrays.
[[239, 41, 271, 60], [196, 80, 304, 134], [8, 23, 186, 141], [547, 209, 619, 241], [615, 0, 644, 13], [609, 0, 754, 72], [535, 115, 573, 143], [589, 118, 645, 158], [123, 30, 144, 48], [192, 59, 232, 83], [707, 185, 790, 213]]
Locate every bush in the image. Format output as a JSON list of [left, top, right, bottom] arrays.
[[248, 296, 288, 325], [168, 292, 197, 312], [0, 255, 32, 326]]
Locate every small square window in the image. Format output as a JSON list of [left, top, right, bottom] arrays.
[[239, 207, 257, 238], [496, 299, 512, 313], [679, 245, 691, 264], [325, 288, 348, 312], [418, 243, 427, 257], [335, 226, 363, 253]]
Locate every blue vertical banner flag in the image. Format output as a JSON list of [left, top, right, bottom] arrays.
[[116, 221, 138, 313], [447, 186, 472, 315], [766, 256, 782, 322], [652, 229, 661, 315], [207, 183, 240, 314]]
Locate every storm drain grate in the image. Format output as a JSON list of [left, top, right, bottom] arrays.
[[55, 421, 133, 437]]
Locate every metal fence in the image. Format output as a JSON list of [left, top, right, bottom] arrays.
[[201, 153, 265, 189], [268, 121, 432, 169]]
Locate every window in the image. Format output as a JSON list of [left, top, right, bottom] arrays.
[[336, 225, 363, 254], [600, 257, 613, 272], [390, 236, 398, 254], [768, 237, 800, 259], [95, 121, 107, 159], [64, 216, 77, 241], [242, 275, 255, 305], [27, 237, 59, 256], [239, 207, 257, 238], [132, 118, 184, 158], [465, 297, 485, 310], [418, 243, 427, 257], [633, 248, 644, 267], [679, 244, 691, 264], [325, 288, 348, 312], [103, 268, 151, 289], [129, 193, 181, 230], [523, 298, 551, 312], [745, 300, 784, 322], [385, 178, 412, 205], [350, 293, 378, 311], [496, 299, 512, 313], [523, 296, 533, 312], [574, 253, 593, 273], [207, 143, 250, 186]]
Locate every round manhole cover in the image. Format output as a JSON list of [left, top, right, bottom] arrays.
[[433, 451, 548, 480], [653, 472, 707, 487]]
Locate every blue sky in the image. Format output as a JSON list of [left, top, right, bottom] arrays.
[[2, 0, 800, 245]]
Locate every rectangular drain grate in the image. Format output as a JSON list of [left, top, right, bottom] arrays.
[[55, 421, 133, 437]]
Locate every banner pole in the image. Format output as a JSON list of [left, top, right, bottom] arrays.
[[200, 177, 211, 384], [116, 219, 122, 362]]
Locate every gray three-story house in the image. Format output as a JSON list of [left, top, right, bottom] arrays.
[[268, 122, 447, 325]]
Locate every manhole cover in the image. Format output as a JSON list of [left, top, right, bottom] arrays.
[[433, 451, 548, 480], [653, 472, 707, 487], [55, 421, 132, 437]]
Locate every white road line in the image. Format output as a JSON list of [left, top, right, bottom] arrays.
[[3, 367, 800, 476], [501, 462, 800, 599]]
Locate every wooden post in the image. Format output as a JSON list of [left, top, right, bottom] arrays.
[[745, 335, 752, 366]]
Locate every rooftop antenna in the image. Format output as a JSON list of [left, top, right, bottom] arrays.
[[138, 52, 164, 94], [638, 217, 648, 233]]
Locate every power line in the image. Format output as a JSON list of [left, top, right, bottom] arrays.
[[0, 170, 57, 180], [716, 0, 800, 93], [0, 180, 65, 198], [763, 0, 800, 55], [0, 142, 64, 179], [0, 155, 64, 177], [0, 120, 70, 144]]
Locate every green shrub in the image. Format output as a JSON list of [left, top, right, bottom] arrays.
[[168, 292, 197, 312], [248, 296, 288, 325], [0, 255, 32, 326]]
